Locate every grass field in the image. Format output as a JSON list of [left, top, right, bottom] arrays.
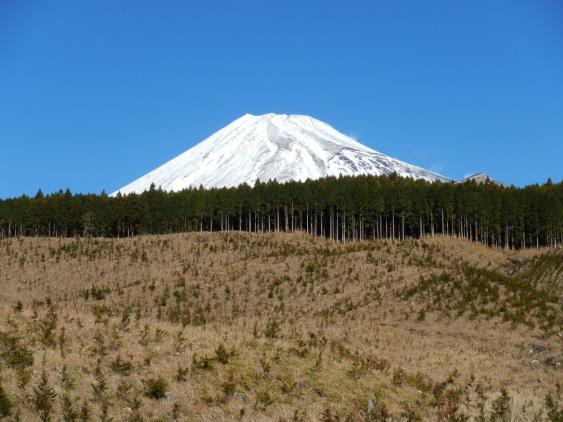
[[0, 233, 561, 421]]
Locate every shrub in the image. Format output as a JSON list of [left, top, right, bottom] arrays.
[[264, 318, 280, 339], [33, 371, 56, 422], [416, 308, 426, 321], [257, 390, 273, 407], [61, 394, 78, 422], [546, 390, 562, 422], [214, 344, 231, 364], [110, 355, 133, 376], [0, 385, 12, 417], [176, 366, 189, 382], [0, 333, 34, 369], [145, 377, 168, 399], [14, 300, 23, 312], [392, 367, 406, 386], [192, 354, 213, 371], [220, 373, 237, 397]]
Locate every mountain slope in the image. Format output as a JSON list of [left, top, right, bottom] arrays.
[[458, 172, 504, 186], [114, 113, 449, 195]]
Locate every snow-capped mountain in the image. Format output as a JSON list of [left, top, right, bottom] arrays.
[[113, 113, 449, 195], [458, 173, 504, 186]]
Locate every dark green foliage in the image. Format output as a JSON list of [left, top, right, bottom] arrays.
[[257, 390, 273, 407], [39, 307, 58, 348], [0, 333, 34, 369], [220, 372, 237, 397], [14, 300, 23, 312], [88, 286, 110, 301], [192, 354, 214, 371], [392, 367, 406, 386], [214, 343, 232, 364], [416, 308, 426, 321], [545, 386, 562, 422], [0, 384, 12, 417], [109, 355, 133, 375], [33, 371, 57, 422], [264, 318, 280, 339], [145, 377, 168, 399], [518, 253, 563, 293], [0, 176, 561, 249], [61, 364, 74, 391], [401, 260, 562, 332], [176, 366, 189, 382], [61, 394, 78, 422]]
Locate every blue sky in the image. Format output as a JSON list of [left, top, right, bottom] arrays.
[[1, 0, 562, 198]]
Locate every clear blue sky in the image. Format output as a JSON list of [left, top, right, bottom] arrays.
[[1, 0, 562, 198]]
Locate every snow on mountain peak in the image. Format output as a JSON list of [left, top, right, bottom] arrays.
[[113, 113, 449, 195], [458, 173, 504, 186]]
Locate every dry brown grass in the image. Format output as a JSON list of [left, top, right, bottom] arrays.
[[0, 232, 561, 421]]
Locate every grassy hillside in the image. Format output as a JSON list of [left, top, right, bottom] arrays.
[[0, 233, 561, 421]]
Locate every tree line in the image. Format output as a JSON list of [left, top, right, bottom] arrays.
[[0, 175, 561, 249]]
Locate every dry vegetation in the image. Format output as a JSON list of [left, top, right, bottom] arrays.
[[0, 232, 561, 421]]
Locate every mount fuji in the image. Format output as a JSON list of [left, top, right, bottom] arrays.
[[113, 113, 449, 195]]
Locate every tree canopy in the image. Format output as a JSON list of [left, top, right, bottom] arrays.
[[1, 175, 561, 249]]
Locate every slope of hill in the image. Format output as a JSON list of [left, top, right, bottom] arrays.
[[0, 233, 561, 420], [114, 113, 449, 195]]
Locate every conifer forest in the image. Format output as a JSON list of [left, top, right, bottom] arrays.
[[1, 175, 561, 248]]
